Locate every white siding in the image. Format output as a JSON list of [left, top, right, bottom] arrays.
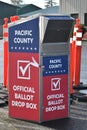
[[60, 0, 87, 24]]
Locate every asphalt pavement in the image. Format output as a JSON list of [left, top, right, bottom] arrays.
[[0, 98, 87, 130]]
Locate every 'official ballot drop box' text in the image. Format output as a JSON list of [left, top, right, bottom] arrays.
[[8, 14, 74, 123]]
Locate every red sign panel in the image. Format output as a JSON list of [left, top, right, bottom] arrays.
[[42, 56, 69, 121], [9, 53, 40, 121]]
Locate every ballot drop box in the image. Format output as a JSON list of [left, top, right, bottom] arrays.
[[8, 14, 74, 123]]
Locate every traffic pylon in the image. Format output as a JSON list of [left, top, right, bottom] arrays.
[[10, 15, 19, 22], [72, 18, 81, 84], [3, 18, 9, 89], [74, 27, 82, 86]]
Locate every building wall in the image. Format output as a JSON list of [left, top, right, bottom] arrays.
[[80, 41, 87, 84], [0, 2, 18, 37], [60, 0, 87, 24], [0, 2, 18, 22]]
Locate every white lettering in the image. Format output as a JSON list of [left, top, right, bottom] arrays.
[[15, 93, 34, 101], [48, 99, 63, 106], [12, 100, 25, 107], [47, 94, 64, 100], [50, 59, 61, 64], [46, 105, 65, 112], [15, 30, 32, 36], [57, 105, 65, 110], [26, 103, 37, 109], [46, 106, 57, 112], [49, 64, 62, 69], [13, 85, 35, 93], [14, 37, 33, 44]]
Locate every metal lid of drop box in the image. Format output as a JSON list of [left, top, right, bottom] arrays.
[[40, 15, 74, 55]]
